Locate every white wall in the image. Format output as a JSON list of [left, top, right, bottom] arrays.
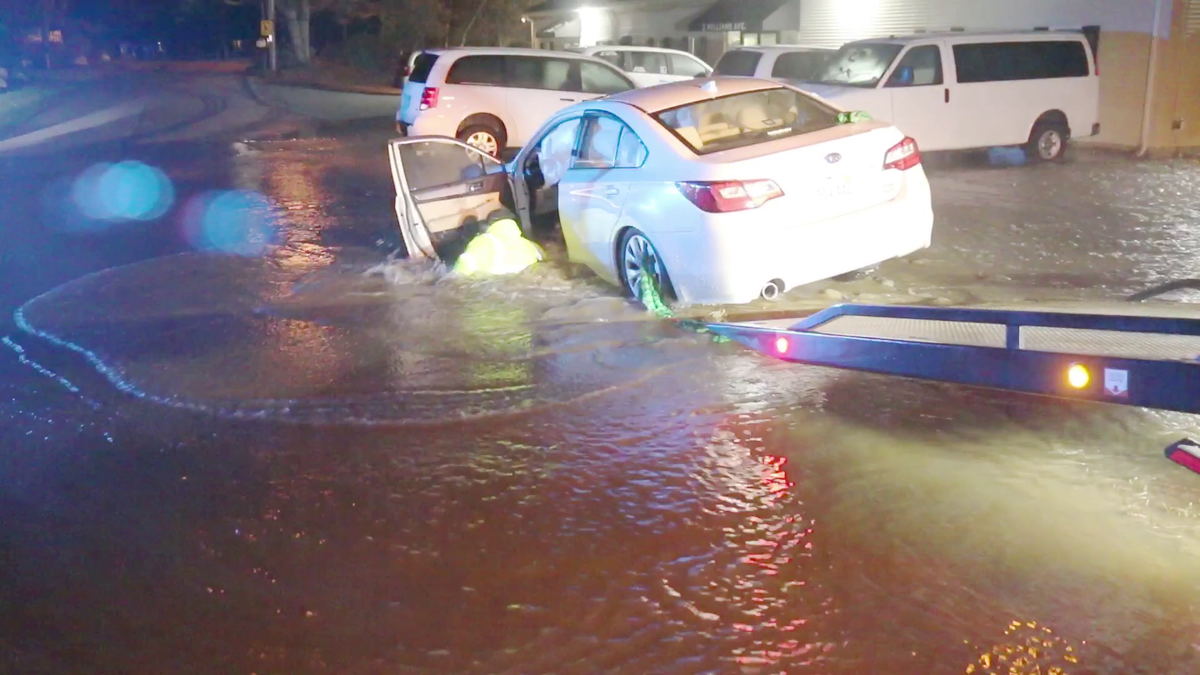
[[793, 0, 1170, 48]]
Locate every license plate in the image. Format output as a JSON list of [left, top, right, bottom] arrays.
[[816, 174, 853, 199]]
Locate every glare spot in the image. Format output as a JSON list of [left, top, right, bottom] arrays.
[[180, 190, 280, 257], [69, 161, 174, 222]]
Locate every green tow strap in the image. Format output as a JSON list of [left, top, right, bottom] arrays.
[[637, 269, 731, 343], [836, 110, 873, 124]]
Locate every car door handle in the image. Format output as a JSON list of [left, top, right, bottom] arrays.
[[468, 182, 483, 192], [944, 88, 950, 103], [602, 187, 620, 197], [560, 97, 577, 102]]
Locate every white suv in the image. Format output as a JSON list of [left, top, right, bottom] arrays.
[[396, 47, 637, 156], [713, 45, 835, 83], [579, 46, 712, 87]]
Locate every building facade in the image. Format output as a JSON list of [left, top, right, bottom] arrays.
[[523, 0, 1200, 153]]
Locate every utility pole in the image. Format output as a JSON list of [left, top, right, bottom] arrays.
[[268, 0, 277, 72]]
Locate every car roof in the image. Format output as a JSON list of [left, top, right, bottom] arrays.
[[583, 45, 703, 57], [604, 76, 783, 113], [847, 29, 1087, 45], [421, 46, 614, 62], [724, 44, 834, 54]]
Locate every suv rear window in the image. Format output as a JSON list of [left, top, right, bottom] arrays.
[[409, 52, 439, 84], [713, 50, 762, 77], [653, 87, 839, 155]]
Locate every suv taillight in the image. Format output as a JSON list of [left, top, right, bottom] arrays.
[[420, 87, 439, 110], [883, 137, 920, 171], [676, 180, 783, 213]]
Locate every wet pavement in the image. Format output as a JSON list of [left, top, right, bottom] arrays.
[[5, 70, 1200, 675]]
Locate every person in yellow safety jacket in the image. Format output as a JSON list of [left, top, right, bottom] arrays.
[[452, 218, 545, 277]]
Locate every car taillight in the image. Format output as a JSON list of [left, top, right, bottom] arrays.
[[420, 87, 439, 110], [883, 137, 920, 171], [675, 180, 783, 213]]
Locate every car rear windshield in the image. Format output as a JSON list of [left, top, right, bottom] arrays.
[[713, 50, 762, 76], [408, 52, 439, 84], [653, 87, 840, 155]]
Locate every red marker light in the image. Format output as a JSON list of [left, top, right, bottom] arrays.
[[774, 336, 789, 354]]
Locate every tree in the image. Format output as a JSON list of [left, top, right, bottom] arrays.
[[277, 0, 312, 64], [320, 0, 378, 41]]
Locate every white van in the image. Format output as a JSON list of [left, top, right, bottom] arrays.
[[579, 46, 712, 87], [797, 31, 1100, 161], [396, 47, 636, 155], [713, 45, 835, 83]]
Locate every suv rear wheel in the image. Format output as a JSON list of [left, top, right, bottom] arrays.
[[458, 124, 504, 157]]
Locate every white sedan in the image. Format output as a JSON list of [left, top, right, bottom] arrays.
[[388, 77, 934, 305]]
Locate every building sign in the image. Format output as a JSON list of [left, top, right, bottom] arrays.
[[260, 20, 274, 37], [700, 22, 748, 32]]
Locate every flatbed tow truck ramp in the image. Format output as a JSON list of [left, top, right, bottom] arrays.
[[704, 298, 1200, 473]]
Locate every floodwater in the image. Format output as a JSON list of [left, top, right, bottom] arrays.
[[6, 130, 1200, 675]]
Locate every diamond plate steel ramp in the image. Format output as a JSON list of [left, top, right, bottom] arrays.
[[810, 315, 1007, 348]]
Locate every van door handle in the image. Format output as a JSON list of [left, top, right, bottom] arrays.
[[560, 97, 577, 102], [944, 88, 950, 103]]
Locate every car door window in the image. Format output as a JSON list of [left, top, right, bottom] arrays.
[[508, 56, 576, 91], [579, 61, 635, 94], [628, 50, 668, 75], [531, 117, 582, 188], [575, 115, 646, 169], [885, 45, 943, 87], [669, 53, 709, 77], [398, 141, 499, 191], [713, 50, 762, 76]]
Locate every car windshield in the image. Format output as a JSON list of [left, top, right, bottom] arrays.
[[653, 87, 840, 155], [811, 43, 904, 88]]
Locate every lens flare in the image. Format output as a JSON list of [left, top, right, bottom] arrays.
[[180, 190, 280, 257], [69, 161, 174, 223]]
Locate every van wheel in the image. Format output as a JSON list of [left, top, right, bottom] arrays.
[[458, 124, 504, 157], [1025, 122, 1069, 162]]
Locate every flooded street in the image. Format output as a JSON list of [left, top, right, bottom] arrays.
[[5, 72, 1200, 675]]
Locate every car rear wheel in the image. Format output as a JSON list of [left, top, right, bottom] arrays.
[[618, 228, 675, 302], [458, 124, 504, 157], [1025, 122, 1068, 162]]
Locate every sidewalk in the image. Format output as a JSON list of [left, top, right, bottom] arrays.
[[259, 59, 400, 96]]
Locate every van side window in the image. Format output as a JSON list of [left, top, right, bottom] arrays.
[[629, 50, 668, 74], [670, 53, 709, 78], [953, 41, 1090, 84], [445, 55, 506, 86], [594, 51, 624, 69], [885, 45, 943, 87], [508, 56, 577, 91], [580, 61, 635, 94], [713, 50, 762, 76], [771, 51, 827, 81]]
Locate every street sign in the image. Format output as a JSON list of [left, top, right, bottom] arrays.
[[260, 20, 274, 37]]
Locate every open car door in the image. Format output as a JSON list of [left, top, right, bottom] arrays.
[[388, 136, 512, 259]]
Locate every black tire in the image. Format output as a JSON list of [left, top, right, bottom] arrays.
[[616, 228, 676, 302], [1025, 122, 1069, 163], [457, 124, 505, 157]]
